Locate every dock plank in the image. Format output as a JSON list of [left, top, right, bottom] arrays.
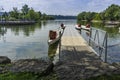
[[61, 26, 88, 46]]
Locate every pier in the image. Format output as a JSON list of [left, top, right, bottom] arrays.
[[54, 26, 119, 80]]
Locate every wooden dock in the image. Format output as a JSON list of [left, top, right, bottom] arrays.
[[54, 26, 118, 80]]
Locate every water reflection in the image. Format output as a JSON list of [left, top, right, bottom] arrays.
[[0, 27, 7, 42], [48, 41, 59, 61], [0, 22, 49, 60], [0, 20, 77, 61]]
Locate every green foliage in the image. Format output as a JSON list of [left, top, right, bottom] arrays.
[[77, 4, 120, 21], [77, 12, 97, 21], [41, 13, 55, 20], [2, 12, 8, 20], [0, 71, 119, 80], [99, 12, 106, 21], [104, 4, 120, 21], [21, 4, 30, 15], [77, 12, 87, 20], [2, 4, 54, 21], [26, 8, 40, 20], [9, 7, 19, 20], [94, 13, 101, 20], [0, 72, 35, 80]]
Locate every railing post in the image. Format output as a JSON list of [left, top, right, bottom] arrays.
[[105, 33, 108, 62], [89, 28, 92, 46]]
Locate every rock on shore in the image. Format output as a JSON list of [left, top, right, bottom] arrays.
[[0, 56, 120, 80], [0, 56, 54, 75], [9, 59, 54, 75], [0, 56, 11, 64], [54, 61, 120, 80]]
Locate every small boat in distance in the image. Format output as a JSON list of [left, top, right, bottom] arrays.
[[81, 24, 91, 31], [61, 23, 66, 30], [48, 26, 65, 45], [75, 24, 81, 30]]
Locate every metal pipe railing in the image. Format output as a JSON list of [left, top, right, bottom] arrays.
[[89, 27, 108, 62]]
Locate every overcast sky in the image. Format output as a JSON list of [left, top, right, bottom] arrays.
[[0, 0, 120, 15]]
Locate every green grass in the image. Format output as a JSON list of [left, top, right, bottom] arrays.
[[87, 74, 120, 80], [0, 64, 12, 67], [0, 72, 120, 80], [0, 72, 58, 80]]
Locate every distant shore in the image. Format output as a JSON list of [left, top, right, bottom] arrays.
[[81, 20, 120, 25], [0, 21, 36, 25]]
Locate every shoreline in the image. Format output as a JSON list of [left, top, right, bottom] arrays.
[[0, 56, 120, 80], [81, 20, 120, 25], [0, 21, 36, 25]]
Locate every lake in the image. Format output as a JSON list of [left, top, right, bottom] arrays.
[[0, 20, 120, 63]]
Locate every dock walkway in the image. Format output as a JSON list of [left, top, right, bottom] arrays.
[[54, 26, 119, 80]]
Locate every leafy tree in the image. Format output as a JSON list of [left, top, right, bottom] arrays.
[[114, 9, 120, 21], [99, 12, 106, 21], [26, 8, 40, 20], [9, 7, 19, 19], [41, 13, 47, 20], [21, 4, 29, 15], [86, 12, 95, 21], [94, 13, 101, 20], [77, 12, 96, 21], [77, 4, 120, 21], [2, 12, 9, 20], [104, 4, 120, 21], [38, 11, 42, 20], [2, 4, 54, 21], [77, 12, 87, 20]]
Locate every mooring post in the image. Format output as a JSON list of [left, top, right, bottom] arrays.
[[59, 31, 61, 61], [105, 33, 108, 62]]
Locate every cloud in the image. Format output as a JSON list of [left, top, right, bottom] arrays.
[[0, 0, 120, 15], [85, 0, 120, 12]]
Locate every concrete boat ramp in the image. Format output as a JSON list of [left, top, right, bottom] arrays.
[[54, 26, 120, 80]]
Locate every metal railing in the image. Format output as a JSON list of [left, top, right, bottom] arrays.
[[89, 27, 108, 62]]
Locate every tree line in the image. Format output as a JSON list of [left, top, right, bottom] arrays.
[[50, 15, 76, 19], [77, 4, 120, 22], [1, 4, 54, 21]]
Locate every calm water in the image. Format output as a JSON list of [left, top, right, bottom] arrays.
[[0, 20, 76, 61], [0, 20, 120, 62]]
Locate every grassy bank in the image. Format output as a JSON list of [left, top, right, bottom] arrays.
[[0, 72, 58, 80], [87, 74, 120, 80], [0, 72, 120, 80]]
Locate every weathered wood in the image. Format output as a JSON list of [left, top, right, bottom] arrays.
[[61, 26, 88, 46]]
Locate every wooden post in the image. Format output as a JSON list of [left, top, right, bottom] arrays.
[[105, 33, 108, 63], [59, 31, 61, 61]]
